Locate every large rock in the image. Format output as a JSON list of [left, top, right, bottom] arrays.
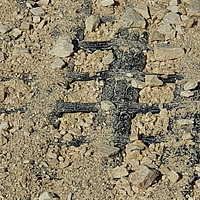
[[154, 44, 184, 60], [129, 165, 159, 189], [49, 36, 74, 57], [119, 7, 146, 28]]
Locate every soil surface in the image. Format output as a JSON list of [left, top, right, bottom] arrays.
[[0, 0, 200, 200]]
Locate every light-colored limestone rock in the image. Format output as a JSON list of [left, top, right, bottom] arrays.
[[51, 59, 65, 70], [131, 79, 144, 89], [108, 166, 129, 179], [98, 144, 120, 157], [168, 170, 179, 184], [100, 0, 114, 7], [135, 3, 150, 19], [145, 75, 163, 87], [85, 15, 100, 32], [158, 24, 176, 39], [180, 91, 194, 97], [30, 7, 45, 16], [101, 101, 115, 111], [102, 51, 114, 65], [149, 31, 165, 42], [163, 12, 181, 25], [184, 80, 198, 90]]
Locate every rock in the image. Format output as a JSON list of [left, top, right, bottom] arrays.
[[159, 165, 170, 175], [168, 170, 179, 184], [51, 59, 65, 70], [100, 0, 114, 7], [0, 122, 9, 130], [0, 131, 7, 146], [20, 21, 30, 31], [30, 7, 45, 16], [128, 159, 139, 170], [131, 79, 144, 89], [49, 36, 74, 57], [182, 133, 192, 140], [187, 1, 200, 17], [98, 144, 120, 157], [37, 0, 49, 6], [149, 31, 165, 42], [13, 47, 30, 58], [0, 90, 5, 103], [126, 143, 145, 151], [129, 165, 159, 189], [162, 12, 181, 25], [38, 19, 46, 29], [177, 119, 194, 126], [39, 192, 59, 200], [0, 24, 11, 34], [129, 132, 138, 141], [12, 28, 21, 38], [170, 0, 178, 6], [67, 193, 72, 200], [180, 91, 194, 97], [101, 101, 115, 111], [145, 75, 163, 87], [195, 179, 200, 188], [85, 15, 100, 32], [115, 177, 132, 196], [119, 7, 146, 28], [102, 52, 114, 65], [134, 3, 150, 19], [183, 80, 198, 90], [62, 133, 73, 142], [167, 5, 179, 13], [158, 24, 176, 39], [108, 166, 129, 179], [33, 16, 41, 24], [0, 52, 5, 61], [154, 44, 184, 60]]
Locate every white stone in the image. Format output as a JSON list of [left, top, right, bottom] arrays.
[[149, 31, 165, 42], [101, 101, 115, 111], [0, 24, 10, 34], [49, 36, 74, 57], [39, 192, 58, 200], [108, 166, 129, 179], [33, 16, 41, 24], [26, 2, 32, 8], [158, 24, 176, 39], [0, 90, 5, 103], [184, 80, 198, 90], [168, 170, 179, 184], [169, 0, 178, 6], [135, 3, 150, 19], [167, 5, 179, 13], [145, 75, 163, 87], [98, 144, 120, 157], [177, 119, 194, 126], [129, 165, 159, 189], [0, 122, 9, 130], [85, 15, 100, 32], [37, 0, 49, 6], [154, 44, 184, 60], [131, 79, 144, 89], [100, 0, 114, 7], [38, 19, 46, 29], [51, 59, 65, 70], [163, 12, 181, 25], [180, 91, 194, 97], [30, 7, 45, 16], [102, 52, 114, 65], [119, 7, 146, 28], [12, 28, 21, 38]]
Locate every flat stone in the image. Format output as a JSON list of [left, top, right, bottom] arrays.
[[13, 47, 30, 57], [131, 79, 144, 89], [102, 52, 115, 65], [126, 143, 145, 151], [100, 0, 114, 7], [20, 21, 30, 31], [158, 24, 176, 39], [177, 119, 194, 126], [129, 165, 159, 189], [149, 31, 165, 42], [184, 80, 198, 90], [0, 90, 5, 103], [163, 12, 181, 25], [39, 192, 59, 200], [154, 44, 184, 60], [33, 16, 41, 24], [167, 5, 179, 13], [0, 52, 4, 61], [30, 7, 45, 16], [0, 24, 11, 34], [119, 7, 146, 28], [145, 75, 163, 87], [51, 59, 65, 70], [170, 0, 178, 6], [108, 166, 129, 179], [134, 3, 150, 19], [98, 144, 120, 157], [85, 15, 100, 32], [182, 133, 192, 140], [180, 91, 194, 97], [101, 101, 115, 111], [168, 170, 179, 184], [37, 0, 49, 6], [12, 28, 21, 38], [49, 36, 74, 57], [187, 1, 200, 17]]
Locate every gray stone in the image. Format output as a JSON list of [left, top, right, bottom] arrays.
[[51, 59, 65, 70], [12, 28, 21, 38], [98, 144, 120, 157], [134, 3, 150, 19], [39, 192, 59, 200], [0, 122, 9, 130], [0, 24, 11, 34], [162, 12, 181, 25], [30, 7, 45, 16], [33, 16, 41, 24], [102, 52, 115, 65], [170, 0, 178, 6], [49, 36, 74, 57], [168, 170, 180, 184], [158, 24, 176, 39], [101, 101, 115, 111], [37, 0, 49, 6], [187, 1, 200, 17], [183, 80, 198, 90], [20, 21, 30, 31], [180, 91, 194, 97], [149, 31, 165, 42], [100, 0, 114, 7], [145, 75, 163, 87], [129, 165, 159, 189], [119, 7, 146, 28], [85, 15, 100, 32], [154, 44, 184, 60], [131, 79, 144, 89], [167, 5, 179, 13], [108, 166, 129, 179]]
